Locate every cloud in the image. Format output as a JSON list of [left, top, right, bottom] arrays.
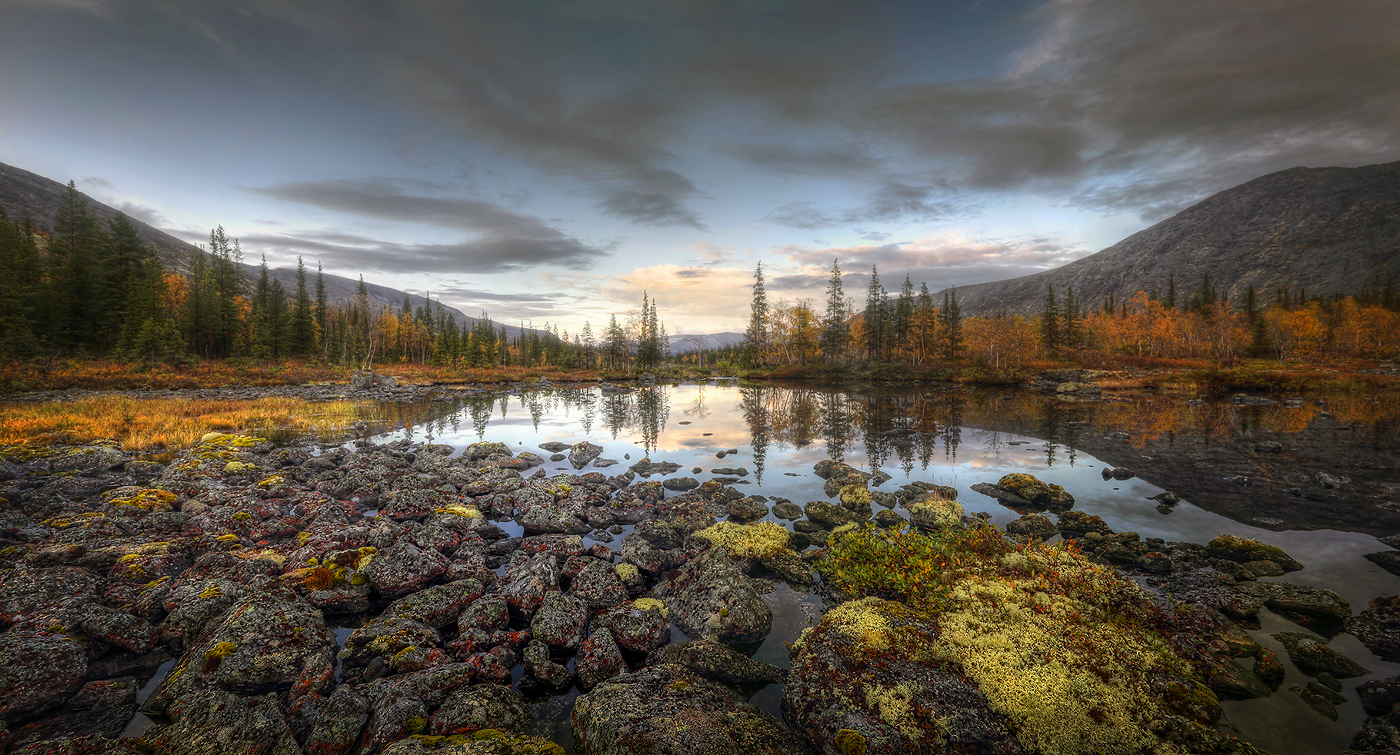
[[247, 178, 610, 272], [766, 183, 964, 229], [682, 242, 734, 266], [114, 201, 167, 227], [240, 228, 607, 275]]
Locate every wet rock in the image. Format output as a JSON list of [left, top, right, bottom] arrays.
[[577, 627, 627, 690], [572, 663, 816, 755], [1347, 595, 1400, 662], [429, 683, 531, 736], [1260, 582, 1350, 635], [871, 509, 904, 528], [1357, 675, 1400, 716], [1253, 441, 1284, 454], [1057, 510, 1113, 538], [647, 548, 772, 646], [996, 472, 1075, 510], [592, 600, 671, 653], [771, 502, 802, 520], [1205, 535, 1303, 571], [647, 640, 785, 696], [568, 559, 628, 613], [494, 553, 560, 619], [1205, 656, 1273, 699], [786, 597, 1021, 754], [1273, 632, 1370, 678], [662, 477, 699, 492], [539, 442, 571, 453], [1254, 649, 1285, 687], [1318, 471, 1350, 489], [726, 496, 768, 521], [1366, 551, 1400, 578], [0, 630, 88, 720], [1299, 685, 1339, 719], [568, 442, 604, 470]]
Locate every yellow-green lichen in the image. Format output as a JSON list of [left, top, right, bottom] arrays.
[[255, 475, 285, 489], [834, 728, 867, 755], [203, 641, 237, 670], [615, 562, 639, 582], [694, 521, 790, 559], [633, 597, 668, 618], [224, 461, 258, 474], [231, 511, 252, 522], [839, 484, 872, 507], [434, 504, 483, 519], [405, 716, 427, 735]]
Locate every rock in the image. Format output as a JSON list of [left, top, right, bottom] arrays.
[[785, 598, 1020, 754], [304, 683, 371, 755], [907, 495, 963, 530], [429, 683, 531, 736], [577, 627, 627, 690], [539, 442, 571, 453], [522, 640, 572, 689], [0, 630, 88, 720], [1111, 467, 1136, 480], [1254, 649, 1285, 687], [569, 559, 629, 614], [647, 548, 772, 646], [1253, 441, 1284, 454], [726, 496, 768, 521], [364, 542, 451, 599], [572, 664, 816, 755], [647, 640, 786, 696], [1006, 514, 1058, 540], [1347, 595, 1400, 662], [1206, 535, 1303, 571], [1300, 685, 1339, 719], [802, 500, 854, 528], [1273, 632, 1370, 678], [1318, 471, 1350, 489], [1365, 551, 1400, 577], [995, 472, 1075, 510], [1057, 510, 1113, 538], [1357, 675, 1400, 716], [592, 600, 670, 654], [530, 593, 589, 650], [772, 502, 803, 520], [662, 477, 699, 492], [350, 370, 375, 389], [495, 553, 561, 619], [1261, 582, 1350, 634], [145, 687, 300, 755], [569, 442, 604, 469]]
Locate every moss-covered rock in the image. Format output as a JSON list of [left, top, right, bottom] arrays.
[[647, 548, 772, 646]]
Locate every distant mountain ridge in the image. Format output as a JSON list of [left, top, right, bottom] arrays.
[[938, 160, 1400, 315], [667, 332, 746, 355], [0, 161, 537, 339]]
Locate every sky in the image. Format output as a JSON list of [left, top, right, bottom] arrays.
[[2, 0, 1398, 336]]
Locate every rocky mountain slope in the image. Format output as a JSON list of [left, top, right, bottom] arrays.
[[0, 161, 535, 338], [941, 160, 1400, 315]]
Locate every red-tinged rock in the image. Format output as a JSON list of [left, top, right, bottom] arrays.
[[576, 628, 626, 690], [364, 542, 450, 599], [593, 601, 670, 654], [429, 683, 531, 737], [0, 630, 88, 720], [530, 593, 589, 650], [303, 684, 370, 755], [392, 646, 453, 673], [78, 604, 157, 654]]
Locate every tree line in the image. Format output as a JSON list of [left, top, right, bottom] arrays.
[[0, 183, 675, 371], [731, 261, 1400, 370]]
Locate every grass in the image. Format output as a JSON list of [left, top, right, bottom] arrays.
[[0, 395, 377, 451]]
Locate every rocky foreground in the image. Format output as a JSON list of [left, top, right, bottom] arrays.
[[2, 432, 1400, 754]]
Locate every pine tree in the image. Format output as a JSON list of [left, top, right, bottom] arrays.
[[315, 261, 328, 357], [0, 209, 38, 356], [1062, 285, 1081, 348], [1165, 274, 1177, 310], [820, 258, 849, 362], [894, 275, 915, 358], [745, 263, 769, 367], [50, 181, 106, 349], [605, 314, 627, 370]]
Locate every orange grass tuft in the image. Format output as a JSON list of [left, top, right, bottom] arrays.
[[0, 396, 376, 451]]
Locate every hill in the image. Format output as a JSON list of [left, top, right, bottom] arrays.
[[0, 161, 536, 339], [940, 160, 1400, 315], [667, 332, 746, 355]]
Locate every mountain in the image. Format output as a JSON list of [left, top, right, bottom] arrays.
[[667, 332, 746, 355], [939, 160, 1400, 315], [0, 161, 538, 339]]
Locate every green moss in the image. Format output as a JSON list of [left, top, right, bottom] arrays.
[[350, 571, 369, 586], [1207, 534, 1288, 560], [255, 474, 285, 489], [223, 461, 258, 474], [231, 511, 252, 522], [203, 641, 237, 671], [405, 716, 427, 735]]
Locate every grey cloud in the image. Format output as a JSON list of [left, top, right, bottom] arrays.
[[673, 269, 711, 279], [720, 142, 879, 177], [766, 183, 962, 229], [240, 228, 606, 275], [113, 201, 167, 227], [247, 179, 610, 272]]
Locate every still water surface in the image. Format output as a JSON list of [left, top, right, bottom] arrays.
[[365, 381, 1400, 754]]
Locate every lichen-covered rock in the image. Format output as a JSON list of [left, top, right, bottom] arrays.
[[1274, 632, 1370, 678], [1346, 595, 1400, 662], [144, 586, 338, 716], [380, 733, 565, 755], [1056, 510, 1113, 538], [365, 542, 451, 599], [147, 687, 301, 755], [908, 495, 963, 530], [429, 683, 531, 736], [593, 600, 671, 654], [495, 553, 560, 619], [1259, 582, 1350, 634], [568, 559, 628, 613], [785, 598, 1022, 754], [568, 442, 604, 470], [726, 496, 769, 521], [522, 640, 572, 689], [384, 579, 487, 629], [996, 473, 1075, 510], [1005, 514, 1058, 540], [530, 593, 589, 650], [647, 640, 785, 696], [802, 500, 854, 528], [576, 627, 627, 690], [459, 597, 511, 634], [573, 663, 817, 755], [0, 630, 88, 720], [304, 683, 371, 755], [1206, 535, 1303, 571], [647, 548, 771, 646]]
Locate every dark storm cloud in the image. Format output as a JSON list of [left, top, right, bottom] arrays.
[[247, 179, 609, 272], [240, 228, 605, 276]]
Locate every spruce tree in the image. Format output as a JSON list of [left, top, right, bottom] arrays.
[[290, 257, 315, 355], [0, 210, 38, 356], [1041, 283, 1060, 351], [315, 261, 328, 357], [820, 258, 849, 362], [1062, 285, 1081, 348], [940, 287, 962, 361], [894, 275, 915, 357], [864, 265, 884, 360], [745, 263, 769, 367]]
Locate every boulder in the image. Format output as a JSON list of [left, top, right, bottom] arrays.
[[1346, 595, 1400, 662], [364, 542, 451, 599], [646, 640, 786, 697], [572, 664, 816, 755], [1273, 632, 1370, 678], [530, 593, 589, 650], [647, 548, 772, 646], [0, 630, 88, 720], [576, 628, 627, 690], [429, 683, 531, 736], [592, 600, 671, 654]]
